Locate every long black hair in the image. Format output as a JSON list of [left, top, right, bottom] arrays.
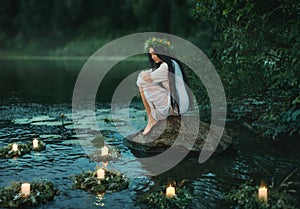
[[147, 48, 194, 113]]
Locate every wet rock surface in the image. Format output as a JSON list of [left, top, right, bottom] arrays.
[[125, 116, 235, 155]]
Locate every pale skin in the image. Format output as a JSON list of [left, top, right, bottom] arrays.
[[139, 47, 162, 135]]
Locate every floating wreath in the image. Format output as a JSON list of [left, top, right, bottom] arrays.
[[0, 181, 59, 208], [140, 180, 193, 209], [89, 146, 120, 162], [31, 140, 46, 152], [224, 177, 299, 209], [90, 136, 120, 161], [70, 169, 129, 194], [0, 141, 46, 158]]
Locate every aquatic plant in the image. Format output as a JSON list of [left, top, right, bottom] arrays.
[[60, 113, 65, 126]]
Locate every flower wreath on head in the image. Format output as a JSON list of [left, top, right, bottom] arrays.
[[144, 37, 174, 53]]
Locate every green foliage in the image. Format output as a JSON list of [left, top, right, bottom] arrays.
[[224, 170, 299, 209], [0, 141, 46, 158], [0, 0, 202, 55], [140, 180, 193, 209], [0, 181, 59, 208], [70, 169, 129, 194], [194, 0, 300, 139]]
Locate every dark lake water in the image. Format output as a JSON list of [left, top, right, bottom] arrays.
[[0, 59, 299, 209]]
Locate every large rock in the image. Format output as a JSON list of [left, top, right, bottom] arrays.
[[124, 115, 235, 156]]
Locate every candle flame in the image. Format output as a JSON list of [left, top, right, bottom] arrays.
[[97, 192, 105, 197]]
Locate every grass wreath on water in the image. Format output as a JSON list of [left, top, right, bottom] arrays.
[[224, 169, 299, 209], [89, 146, 121, 162], [0, 141, 46, 158], [70, 169, 129, 194], [0, 181, 59, 208], [140, 180, 193, 209]]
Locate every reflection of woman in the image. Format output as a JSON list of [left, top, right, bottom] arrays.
[[137, 38, 194, 135]]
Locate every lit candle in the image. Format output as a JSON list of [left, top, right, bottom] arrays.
[[12, 143, 18, 152], [21, 183, 30, 197], [258, 186, 268, 203], [166, 185, 176, 197], [97, 168, 105, 179], [33, 139, 39, 149], [101, 146, 109, 156]]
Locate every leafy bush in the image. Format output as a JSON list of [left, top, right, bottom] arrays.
[[193, 0, 300, 139]]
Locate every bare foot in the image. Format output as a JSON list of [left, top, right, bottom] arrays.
[[142, 120, 157, 136]]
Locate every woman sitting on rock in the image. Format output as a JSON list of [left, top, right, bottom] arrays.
[[136, 37, 194, 135]]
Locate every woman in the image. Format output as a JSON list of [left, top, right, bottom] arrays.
[[137, 38, 193, 135]]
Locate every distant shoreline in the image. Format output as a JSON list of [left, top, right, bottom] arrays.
[[0, 55, 145, 61]]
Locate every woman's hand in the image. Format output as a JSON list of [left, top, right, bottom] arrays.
[[141, 71, 152, 82]]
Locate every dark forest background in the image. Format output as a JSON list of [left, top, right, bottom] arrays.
[[0, 0, 299, 140], [0, 0, 210, 56]]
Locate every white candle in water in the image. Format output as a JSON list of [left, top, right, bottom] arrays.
[[97, 168, 105, 179], [12, 143, 18, 152], [33, 139, 39, 149], [21, 183, 30, 197], [101, 146, 109, 156], [166, 185, 175, 197], [258, 186, 268, 203]]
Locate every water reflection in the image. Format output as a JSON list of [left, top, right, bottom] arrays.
[[0, 58, 147, 104], [94, 192, 105, 207]]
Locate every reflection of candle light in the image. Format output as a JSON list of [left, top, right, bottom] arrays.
[[101, 146, 108, 156], [102, 161, 109, 167], [258, 185, 268, 203], [166, 185, 176, 198], [33, 139, 39, 149], [97, 168, 105, 179], [12, 143, 18, 152], [21, 183, 30, 197], [95, 192, 105, 206]]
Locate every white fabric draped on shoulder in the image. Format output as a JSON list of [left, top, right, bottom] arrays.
[[172, 60, 190, 114]]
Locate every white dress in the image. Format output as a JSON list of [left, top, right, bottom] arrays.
[[137, 62, 171, 121], [137, 61, 190, 121]]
